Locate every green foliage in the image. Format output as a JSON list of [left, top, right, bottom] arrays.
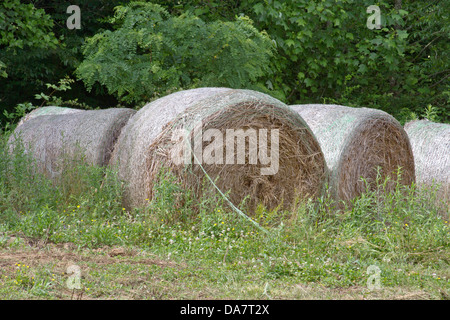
[[32, 76, 91, 110], [0, 0, 123, 125], [0, 135, 58, 220], [0, 0, 62, 123], [421, 104, 440, 122], [0, 0, 58, 50], [2, 102, 33, 131], [236, 0, 449, 122], [149, 0, 252, 21], [2, 0, 448, 125], [0, 60, 7, 78], [0, 0, 59, 78], [76, 1, 275, 105], [0, 0, 61, 106]]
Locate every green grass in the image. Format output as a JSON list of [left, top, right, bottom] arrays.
[[0, 131, 449, 300]]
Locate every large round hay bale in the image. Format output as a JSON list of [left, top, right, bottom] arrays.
[[17, 106, 84, 127], [9, 108, 136, 178], [110, 88, 327, 212], [404, 120, 450, 208], [290, 104, 415, 202]]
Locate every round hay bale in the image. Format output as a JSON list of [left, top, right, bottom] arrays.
[[110, 88, 327, 212], [9, 108, 136, 178], [404, 120, 450, 208], [17, 106, 84, 127], [290, 104, 415, 202]]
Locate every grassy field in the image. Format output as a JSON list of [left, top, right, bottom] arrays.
[[0, 133, 449, 300]]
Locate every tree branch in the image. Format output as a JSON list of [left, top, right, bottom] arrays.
[[410, 35, 441, 62], [429, 74, 450, 88]]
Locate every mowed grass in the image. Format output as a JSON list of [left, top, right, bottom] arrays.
[[0, 133, 449, 300]]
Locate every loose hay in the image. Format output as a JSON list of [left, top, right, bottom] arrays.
[[110, 88, 327, 212], [404, 120, 450, 210], [9, 108, 136, 178], [290, 104, 415, 202], [17, 106, 84, 127]]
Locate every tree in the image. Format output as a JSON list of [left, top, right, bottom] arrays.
[[0, 0, 125, 125], [0, 0, 59, 78], [76, 1, 275, 105], [241, 0, 449, 121]]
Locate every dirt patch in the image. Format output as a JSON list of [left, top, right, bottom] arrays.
[[0, 234, 190, 300], [0, 240, 180, 269]]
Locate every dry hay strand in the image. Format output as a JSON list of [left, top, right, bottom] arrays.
[[110, 88, 327, 212], [404, 120, 450, 212], [290, 104, 415, 202], [17, 106, 84, 127], [8, 108, 136, 179]]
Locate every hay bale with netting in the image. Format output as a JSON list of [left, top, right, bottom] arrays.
[[110, 88, 327, 212], [290, 104, 415, 202], [9, 108, 136, 179], [404, 119, 449, 210], [17, 106, 84, 127]]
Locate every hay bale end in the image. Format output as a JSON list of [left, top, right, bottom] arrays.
[[290, 104, 415, 202], [111, 88, 327, 212]]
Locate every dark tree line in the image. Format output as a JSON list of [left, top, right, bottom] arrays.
[[1, 0, 448, 126]]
